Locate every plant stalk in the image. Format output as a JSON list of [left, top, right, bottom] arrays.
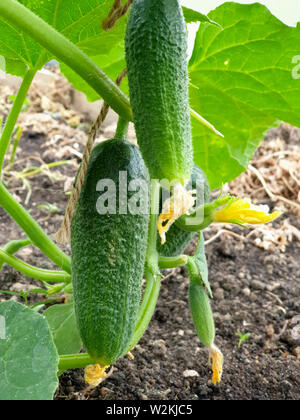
[[158, 255, 188, 269], [0, 238, 31, 270], [115, 117, 130, 140], [0, 249, 71, 283], [0, 68, 36, 176], [58, 354, 94, 372], [127, 180, 161, 351], [9, 126, 23, 167], [0, 0, 132, 121], [0, 182, 71, 273]]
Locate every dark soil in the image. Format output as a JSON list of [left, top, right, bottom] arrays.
[[0, 125, 299, 401], [56, 235, 300, 401]]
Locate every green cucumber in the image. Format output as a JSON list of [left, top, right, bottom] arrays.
[[157, 165, 210, 257], [71, 138, 150, 366], [125, 0, 193, 186], [189, 279, 215, 348]]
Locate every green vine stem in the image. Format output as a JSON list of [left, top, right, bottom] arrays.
[[127, 180, 161, 351], [158, 254, 188, 269], [128, 269, 161, 351], [0, 0, 132, 122], [185, 256, 201, 285], [0, 249, 71, 283], [0, 182, 71, 273], [0, 238, 31, 270], [58, 353, 94, 373], [115, 117, 130, 140], [0, 68, 37, 175], [8, 126, 23, 167], [145, 180, 160, 272], [2, 238, 31, 254]]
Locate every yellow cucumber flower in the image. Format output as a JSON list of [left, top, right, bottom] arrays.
[[209, 344, 224, 385], [84, 364, 110, 387], [213, 198, 282, 226], [157, 183, 196, 244]]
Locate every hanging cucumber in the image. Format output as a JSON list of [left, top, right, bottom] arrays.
[[157, 165, 210, 257], [189, 279, 215, 348], [187, 239, 223, 385], [71, 129, 150, 367], [125, 0, 193, 184], [189, 277, 223, 385], [125, 0, 194, 242]]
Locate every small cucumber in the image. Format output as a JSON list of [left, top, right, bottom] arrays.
[[71, 138, 150, 366], [125, 0, 193, 185], [190, 276, 223, 385], [189, 281, 215, 347], [157, 165, 210, 257], [187, 245, 222, 384]]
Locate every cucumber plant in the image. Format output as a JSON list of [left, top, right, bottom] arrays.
[[71, 120, 150, 367], [0, 0, 297, 400]]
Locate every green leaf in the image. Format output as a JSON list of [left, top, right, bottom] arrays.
[[193, 233, 212, 298], [189, 3, 300, 189], [44, 303, 82, 355], [61, 5, 215, 102], [0, 0, 128, 76], [0, 300, 58, 400], [182, 6, 220, 27]]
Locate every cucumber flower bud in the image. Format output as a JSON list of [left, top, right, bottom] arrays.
[[213, 197, 282, 226]]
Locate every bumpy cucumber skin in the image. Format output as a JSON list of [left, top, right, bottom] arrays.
[[71, 139, 149, 366], [157, 165, 210, 257], [189, 282, 215, 347], [125, 0, 193, 185]]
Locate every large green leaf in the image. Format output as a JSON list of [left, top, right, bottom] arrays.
[[60, 5, 214, 102], [44, 303, 82, 356], [0, 0, 127, 75], [189, 3, 300, 189], [0, 1, 215, 101], [0, 300, 58, 400]]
